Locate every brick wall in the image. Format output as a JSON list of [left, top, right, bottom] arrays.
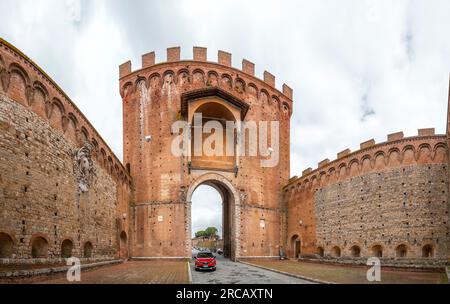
[[284, 134, 450, 266], [0, 39, 131, 263]]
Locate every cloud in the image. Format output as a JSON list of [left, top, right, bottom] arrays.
[[1, 0, 449, 232], [191, 185, 223, 238]]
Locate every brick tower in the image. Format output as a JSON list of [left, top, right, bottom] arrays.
[[119, 47, 293, 259]]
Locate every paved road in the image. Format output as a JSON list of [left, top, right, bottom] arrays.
[[190, 255, 313, 284]]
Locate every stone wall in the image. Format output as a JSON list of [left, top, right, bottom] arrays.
[[284, 131, 450, 266], [0, 39, 131, 263]]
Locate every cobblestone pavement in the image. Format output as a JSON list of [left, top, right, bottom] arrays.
[[40, 260, 189, 284], [191, 255, 313, 284], [246, 259, 448, 284]]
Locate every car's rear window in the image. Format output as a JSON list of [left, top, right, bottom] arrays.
[[197, 252, 214, 258]]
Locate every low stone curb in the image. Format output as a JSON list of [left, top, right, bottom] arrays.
[[238, 260, 334, 284], [0, 259, 123, 279], [299, 257, 447, 272], [187, 261, 193, 284]]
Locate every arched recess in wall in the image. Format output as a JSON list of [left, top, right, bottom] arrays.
[[83, 241, 93, 258], [290, 234, 301, 259], [178, 69, 190, 87], [331, 246, 341, 258], [31, 81, 48, 118], [8, 63, 29, 106], [49, 98, 65, 131], [433, 143, 447, 162], [120, 231, 128, 259], [395, 244, 408, 258], [247, 83, 258, 100], [192, 69, 205, 86], [371, 245, 383, 258], [31, 235, 49, 258], [417, 144, 432, 163], [316, 246, 324, 257], [348, 159, 359, 177], [402, 146, 416, 165], [338, 164, 347, 179], [221, 74, 232, 90], [374, 151, 386, 170], [350, 245, 361, 258], [361, 155, 372, 173], [66, 113, 78, 143], [422, 244, 434, 258], [61, 239, 74, 258], [234, 77, 246, 94], [388, 148, 401, 166], [0, 232, 14, 258]]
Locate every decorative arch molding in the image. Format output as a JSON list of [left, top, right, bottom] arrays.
[[186, 172, 241, 260], [9, 62, 30, 84]]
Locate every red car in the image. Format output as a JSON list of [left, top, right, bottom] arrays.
[[194, 252, 217, 271]]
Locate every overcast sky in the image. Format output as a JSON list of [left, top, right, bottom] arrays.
[[1, 0, 449, 237]]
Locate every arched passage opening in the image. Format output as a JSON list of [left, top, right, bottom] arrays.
[[120, 231, 128, 259], [290, 235, 301, 259], [187, 173, 240, 261]]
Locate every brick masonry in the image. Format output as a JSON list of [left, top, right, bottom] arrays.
[[284, 134, 450, 266], [0, 39, 131, 263], [120, 47, 292, 259], [0, 38, 449, 268]]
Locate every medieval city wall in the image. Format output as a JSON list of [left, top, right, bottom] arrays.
[[120, 47, 292, 258], [284, 131, 450, 266], [0, 39, 131, 263]]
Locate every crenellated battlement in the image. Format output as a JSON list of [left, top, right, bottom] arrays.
[[118, 46, 293, 104], [284, 128, 447, 189]]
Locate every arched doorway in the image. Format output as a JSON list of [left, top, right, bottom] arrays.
[[186, 173, 240, 261], [120, 231, 128, 259], [290, 235, 301, 259], [191, 185, 222, 255]]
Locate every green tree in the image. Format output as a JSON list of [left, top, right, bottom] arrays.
[[204, 227, 218, 238], [195, 230, 206, 238]]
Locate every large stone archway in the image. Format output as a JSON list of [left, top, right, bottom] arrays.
[[186, 172, 241, 261]]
